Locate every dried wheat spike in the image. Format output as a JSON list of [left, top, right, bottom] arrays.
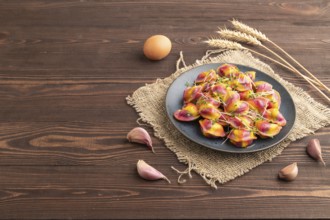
[[205, 38, 244, 50], [231, 19, 269, 41], [217, 28, 262, 46]]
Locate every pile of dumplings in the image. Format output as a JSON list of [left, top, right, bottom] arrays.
[[174, 64, 287, 148]]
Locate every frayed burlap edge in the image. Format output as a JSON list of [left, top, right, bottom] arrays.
[[127, 50, 330, 188]]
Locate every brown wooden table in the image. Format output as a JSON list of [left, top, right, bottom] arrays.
[[0, 1, 329, 219]]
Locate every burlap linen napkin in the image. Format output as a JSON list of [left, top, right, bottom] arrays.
[[127, 50, 330, 188]]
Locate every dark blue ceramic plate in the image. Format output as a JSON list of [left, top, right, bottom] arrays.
[[165, 63, 296, 153]]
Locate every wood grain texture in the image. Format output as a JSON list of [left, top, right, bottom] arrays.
[[0, 0, 329, 219]]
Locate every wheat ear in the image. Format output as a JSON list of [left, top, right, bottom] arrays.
[[217, 28, 262, 46], [231, 19, 330, 93]]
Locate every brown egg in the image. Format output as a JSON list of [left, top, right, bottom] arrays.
[[143, 35, 172, 60]]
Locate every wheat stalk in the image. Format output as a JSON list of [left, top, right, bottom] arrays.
[[217, 28, 262, 46], [231, 19, 330, 93], [205, 38, 244, 50], [231, 19, 268, 41]]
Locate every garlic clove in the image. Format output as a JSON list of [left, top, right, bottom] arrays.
[[127, 127, 155, 153], [278, 162, 298, 181], [307, 139, 326, 166], [137, 160, 171, 184]]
